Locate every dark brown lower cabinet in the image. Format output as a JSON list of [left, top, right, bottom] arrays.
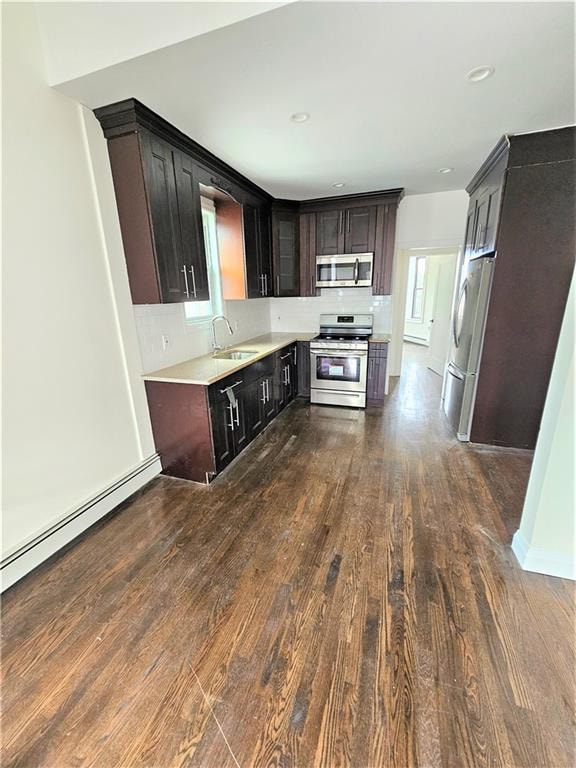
[[146, 344, 298, 483], [297, 342, 311, 397], [367, 342, 388, 404]]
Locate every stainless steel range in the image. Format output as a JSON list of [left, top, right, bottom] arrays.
[[310, 314, 373, 408]]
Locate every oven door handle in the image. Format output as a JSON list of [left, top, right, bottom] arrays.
[[310, 350, 368, 357]]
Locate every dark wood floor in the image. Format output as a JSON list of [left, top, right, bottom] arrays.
[[2, 345, 575, 768]]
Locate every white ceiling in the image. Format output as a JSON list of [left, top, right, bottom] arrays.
[[52, 2, 574, 199], [36, 2, 291, 85]]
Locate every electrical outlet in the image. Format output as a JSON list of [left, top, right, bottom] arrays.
[[161, 334, 169, 351]]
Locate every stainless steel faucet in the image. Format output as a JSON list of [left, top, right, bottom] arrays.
[[211, 315, 234, 352]]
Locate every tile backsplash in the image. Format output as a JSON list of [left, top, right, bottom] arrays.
[[269, 289, 392, 333], [134, 298, 271, 373], [133, 289, 392, 373]]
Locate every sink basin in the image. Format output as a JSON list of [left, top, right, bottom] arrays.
[[214, 349, 258, 360]]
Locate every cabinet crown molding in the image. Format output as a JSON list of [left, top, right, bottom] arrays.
[[93, 98, 273, 202]]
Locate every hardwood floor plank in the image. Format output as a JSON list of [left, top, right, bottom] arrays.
[[2, 344, 574, 768]]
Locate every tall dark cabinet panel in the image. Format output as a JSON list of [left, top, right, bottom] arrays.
[[142, 134, 187, 302], [173, 150, 209, 300], [244, 203, 273, 297], [469, 127, 575, 449], [299, 212, 318, 297], [272, 203, 300, 296]]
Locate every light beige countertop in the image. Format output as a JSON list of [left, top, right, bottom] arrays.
[[143, 332, 316, 386], [369, 334, 391, 343]]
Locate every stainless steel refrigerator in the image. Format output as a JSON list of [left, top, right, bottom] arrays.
[[443, 254, 495, 441]]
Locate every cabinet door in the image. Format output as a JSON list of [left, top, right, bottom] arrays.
[[232, 390, 250, 453], [258, 206, 273, 297], [243, 203, 262, 298], [484, 183, 503, 254], [371, 203, 398, 296], [316, 209, 345, 255], [272, 208, 300, 296], [299, 212, 317, 297], [473, 191, 490, 256], [366, 345, 387, 402], [297, 342, 310, 397], [263, 375, 277, 423], [245, 378, 266, 440], [463, 198, 477, 260], [173, 151, 209, 301], [210, 398, 235, 473], [344, 206, 377, 253], [143, 134, 187, 302]]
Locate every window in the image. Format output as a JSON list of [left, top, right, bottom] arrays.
[[406, 255, 427, 321], [184, 198, 223, 322]]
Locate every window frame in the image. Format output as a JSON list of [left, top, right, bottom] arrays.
[[183, 198, 223, 325]]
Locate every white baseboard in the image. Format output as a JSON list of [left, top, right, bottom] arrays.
[[1, 454, 161, 592], [512, 530, 575, 581]]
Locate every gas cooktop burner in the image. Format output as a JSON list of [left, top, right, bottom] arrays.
[[315, 334, 369, 341]]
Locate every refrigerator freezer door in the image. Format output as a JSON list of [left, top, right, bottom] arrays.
[[443, 364, 477, 441], [450, 257, 494, 374]]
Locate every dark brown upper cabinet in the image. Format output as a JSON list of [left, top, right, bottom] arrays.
[[272, 203, 300, 297], [99, 127, 208, 305], [301, 191, 403, 296], [315, 209, 343, 255], [173, 150, 209, 300], [244, 203, 273, 297], [95, 99, 403, 302]]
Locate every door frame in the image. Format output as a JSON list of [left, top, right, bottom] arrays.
[[389, 244, 462, 387]]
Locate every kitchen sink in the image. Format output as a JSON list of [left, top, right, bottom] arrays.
[[214, 349, 258, 360]]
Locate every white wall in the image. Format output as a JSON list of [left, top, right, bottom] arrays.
[[269, 289, 392, 335], [134, 299, 271, 373], [512, 272, 575, 580], [390, 190, 468, 375], [2, 4, 158, 587]]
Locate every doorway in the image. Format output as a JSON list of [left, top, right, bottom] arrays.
[[399, 249, 458, 379]]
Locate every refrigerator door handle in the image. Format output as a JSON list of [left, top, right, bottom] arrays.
[[447, 363, 465, 381], [453, 280, 468, 348]]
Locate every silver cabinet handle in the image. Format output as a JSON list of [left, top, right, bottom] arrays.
[[276, 275, 280, 295], [227, 402, 235, 431], [188, 265, 197, 298], [292, 347, 297, 364], [234, 401, 240, 426], [261, 274, 266, 296], [280, 352, 292, 360], [181, 266, 190, 298], [265, 378, 270, 402], [264, 274, 268, 295], [261, 381, 267, 403], [347, 209, 351, 232], [338, 210, 343, 235], [287, 365, 291, 385]]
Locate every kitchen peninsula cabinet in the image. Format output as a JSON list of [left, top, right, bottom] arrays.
[[145, 342, 300, 482], [367, 341, 388, 404]]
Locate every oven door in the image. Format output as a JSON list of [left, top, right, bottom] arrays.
[[310, 349, 368, 392], [316, 253, 373, 287]]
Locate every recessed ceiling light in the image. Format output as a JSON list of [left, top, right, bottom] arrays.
[[466, 65, 495, 83], [438, 167, 454, 174], [332, 182, 346, 188], [290, 112, 310, 123]]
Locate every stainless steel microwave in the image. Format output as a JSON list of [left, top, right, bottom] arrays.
[[316, 253, 373, 288]]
